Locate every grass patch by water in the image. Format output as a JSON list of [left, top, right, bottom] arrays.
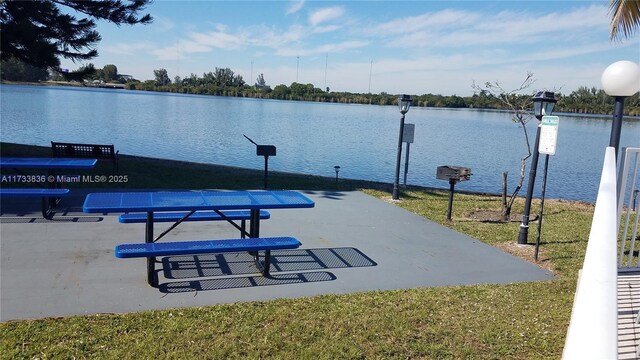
[[0, 142, 593, 359]]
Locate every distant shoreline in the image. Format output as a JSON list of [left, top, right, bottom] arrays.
[[1, 80, 124, 89], [3, 80, 638, 120]]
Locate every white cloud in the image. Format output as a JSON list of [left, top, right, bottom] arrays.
[[276, 40, 369, 57], [249, 24, 306, 48], [286, 0, 305, 15], [372, 9, 480, 35], [372, 4, 610, 49], [150, 45, 184, 61], [187, 31, 245, 50], [176, 41, 211, 54], [476, 6, 608, 36], [170, 24, 309, 57], [214, 23, 229, 32], [103, 42, 156, 55], [515, 41, 636, 64], [151, 15, 175, 32], [346, 40, 633, 78], [313, 25, 342, 34], [142, 5, 354, 63], [309, 6, 344, 27]]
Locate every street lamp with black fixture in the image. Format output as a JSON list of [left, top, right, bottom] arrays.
[[392, 94, 412, 200], [517, 91, 557, 245]]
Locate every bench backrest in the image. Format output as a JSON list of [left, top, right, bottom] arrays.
[[51, 142, 117, 160]]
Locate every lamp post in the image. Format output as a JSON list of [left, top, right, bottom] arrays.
[[601, 60, 640, 160], [517, 91, 557, 245], [392, 94, 412, 200]]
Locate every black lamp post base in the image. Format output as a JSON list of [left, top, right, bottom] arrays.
[[392, 185, 400, 200], [517, 224, 529, 245]]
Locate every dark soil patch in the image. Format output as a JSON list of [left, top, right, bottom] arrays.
[[466, 209, 523, 223]]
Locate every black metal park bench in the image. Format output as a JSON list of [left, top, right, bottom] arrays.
[[51, 141, 119, 173]]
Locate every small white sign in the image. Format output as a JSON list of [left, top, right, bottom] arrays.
[[403, 123, 415, 143], [539, 115, 560, 155]]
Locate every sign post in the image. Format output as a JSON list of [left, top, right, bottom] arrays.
[[243, 134, 276, 189], [535, 115, 560, 260], [403, 124, 415, 186]]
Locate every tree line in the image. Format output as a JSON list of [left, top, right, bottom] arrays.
[[0, 58, 132, 84], [2, 58, 638, 116], [127, 67, 640, 116]]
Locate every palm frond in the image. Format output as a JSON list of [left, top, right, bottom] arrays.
[[610, 0, 640, 41]]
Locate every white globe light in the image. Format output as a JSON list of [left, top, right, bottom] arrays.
[[601, 60, 640, 96]]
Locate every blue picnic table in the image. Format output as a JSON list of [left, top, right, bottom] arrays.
[[0, 157, 98, 169], [0, 157, 98, 219], [83, 190, 315, 286]]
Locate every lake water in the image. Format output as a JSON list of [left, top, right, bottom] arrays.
[[1, 84, 638, 202]]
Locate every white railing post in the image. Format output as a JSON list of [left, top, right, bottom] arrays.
[[562, 147, 618, 359], [618, 148, 640, 270]]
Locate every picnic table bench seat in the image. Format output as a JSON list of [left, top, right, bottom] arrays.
[[119, 210, 270, 223], [116, 236, 301, 285], [119, 210, 271, 239], [0, 188, 70, 197], [0, 188, 70, 219]]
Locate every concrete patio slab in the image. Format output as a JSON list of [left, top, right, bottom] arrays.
[[0, 190, 553, 321]]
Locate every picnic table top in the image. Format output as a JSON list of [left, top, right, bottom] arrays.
[[83, 190, 315, 213], [0, 157, 98, 169], [0, 188, 71, 196]]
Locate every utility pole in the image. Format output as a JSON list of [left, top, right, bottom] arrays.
[[296, 56, 299, 83], [368, 60, 373, 93], [324, 53, 328, 90], [176, 40, 180, 80]]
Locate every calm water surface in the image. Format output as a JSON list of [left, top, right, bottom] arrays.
[[1, 84, 638, 202]]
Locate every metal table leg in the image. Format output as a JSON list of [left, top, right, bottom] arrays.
[[47, 169, 61, 208], [41, 197, 54, 220], [145, 211, 156, 287], [249, 209, 260, 238], [249, 208, 272, 276]]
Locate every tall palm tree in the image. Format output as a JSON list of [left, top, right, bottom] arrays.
[[610, 0, 640, 41]]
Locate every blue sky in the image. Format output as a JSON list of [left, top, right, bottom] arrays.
[[60, 0, 640, 96]]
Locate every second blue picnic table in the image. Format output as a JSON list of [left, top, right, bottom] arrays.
[[0, 157, 98, 169], [0, 157, 98, 219]]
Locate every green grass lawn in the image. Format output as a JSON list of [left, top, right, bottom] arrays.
[[0, 142, 594, 359]]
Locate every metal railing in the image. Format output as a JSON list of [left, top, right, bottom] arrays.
[[618, 147, 640, 270], [562, 147, 618, 359]]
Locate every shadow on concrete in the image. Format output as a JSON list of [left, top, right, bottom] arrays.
[[157, 248, 376, 293], [159, 271, 337, 293], [301, 190, 347, 200], [162, 247, 377, 279]]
